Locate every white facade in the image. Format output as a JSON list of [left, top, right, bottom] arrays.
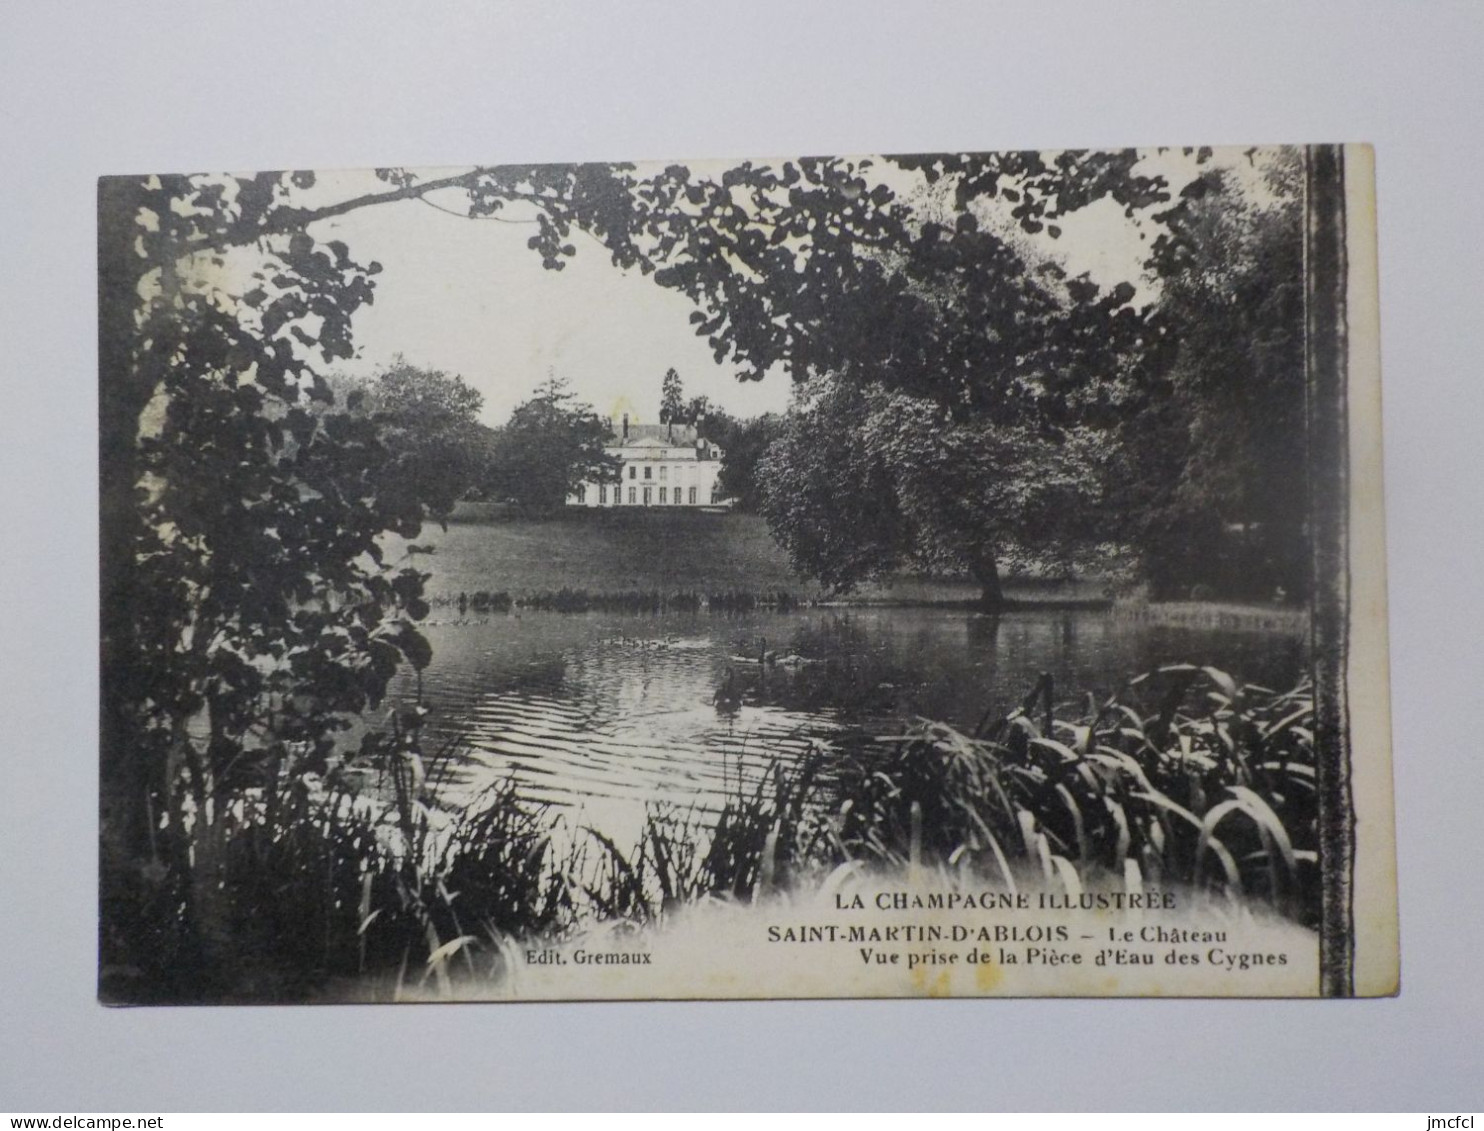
[[567, 419, 725, 508]]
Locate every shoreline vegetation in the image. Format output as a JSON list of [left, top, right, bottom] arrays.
[[426, 588, 1306, 628], [102, 664, 1319, 1004], [401, 510, 1307, 629]]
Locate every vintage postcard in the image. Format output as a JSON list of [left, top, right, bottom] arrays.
[[98, 144, 1396, 1003]]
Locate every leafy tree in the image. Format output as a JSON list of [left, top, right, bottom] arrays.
[[619, 154, 1180, 408], [681, 393, 712, 424], [761, 381, 1124, 605], [695, 408, 785, 513], [98, 165, 653, 979], [623, 151, 1303, 603], [334, 356, 494, 518], [99, 177, 442, 972], [620, 155, 1170, 603], [658, 367, 685, 429], [484, 377, 619, 507], [893, 149, 1189, 236], [1136, 154, 1308, 600]]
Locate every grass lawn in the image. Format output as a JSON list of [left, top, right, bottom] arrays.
[[384, 509, 813, 598], [385, 508, 1132, 605]]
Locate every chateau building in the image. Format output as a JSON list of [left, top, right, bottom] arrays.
[[567, 414, 726, 508]]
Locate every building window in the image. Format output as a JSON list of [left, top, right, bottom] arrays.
[[659, 486, 668, 503], [628, 465, 636, 480], [673, 491, 682, 505], [643, 487, 652, 505], [599, 485, 607, 505], [688, 487, 697, 504], [643, 466, 652, 480], [628, 487, 636, 504], [659, 465, 667, 480]]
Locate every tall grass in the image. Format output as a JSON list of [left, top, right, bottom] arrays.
[[825, 665, 1318, 920], [577, 752, 828, 921], [102, 721, 578, 1003]]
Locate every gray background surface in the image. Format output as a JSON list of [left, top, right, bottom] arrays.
[[2, 0, 1480, 1111]]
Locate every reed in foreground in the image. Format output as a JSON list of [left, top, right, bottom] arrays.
[[827, 665, 1318, 923], [554, 665, 1319, 935]]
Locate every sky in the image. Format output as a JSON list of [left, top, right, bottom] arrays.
[[304, 148, 1289, 428]]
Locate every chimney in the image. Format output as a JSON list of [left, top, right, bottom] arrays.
[[622, 413, 629, 441]]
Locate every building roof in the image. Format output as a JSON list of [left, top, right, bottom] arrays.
[[614, 422, 700, 444]]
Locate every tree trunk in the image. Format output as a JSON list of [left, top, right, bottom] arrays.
[[972, 554, 1006, 610], [189, 694, 237, 957]]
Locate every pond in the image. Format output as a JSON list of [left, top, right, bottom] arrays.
[[390, 603, 1309, 847]]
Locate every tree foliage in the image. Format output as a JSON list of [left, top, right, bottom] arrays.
[[484, 377, 619, 507], [1136, 155, 1308, 600], [694, 408, 785, 513], [761, 380, 1124, 603], [620, 154, 1179, 601], [98, 164, 660, 971], [658, 367, 685, 426], [616, 150, 1304, 603], [614, 153, 1176, 414], [98, 175, 454, 972], [333, 356, 493, 518]]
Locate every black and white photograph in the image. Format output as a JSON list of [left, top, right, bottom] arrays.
[[96, 145, 1395, 1004], [12, 0, 1484, 1113]]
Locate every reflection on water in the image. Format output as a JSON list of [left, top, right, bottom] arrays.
[[390, 607, 1306, 844]]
